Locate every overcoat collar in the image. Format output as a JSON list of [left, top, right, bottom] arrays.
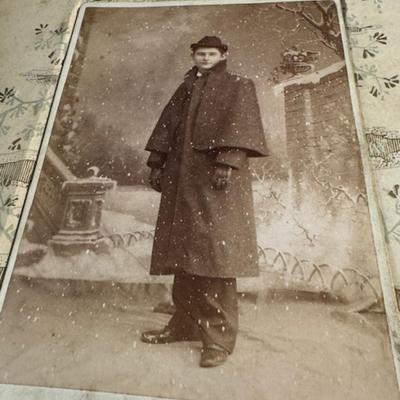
[[184, 59, 228, 92]]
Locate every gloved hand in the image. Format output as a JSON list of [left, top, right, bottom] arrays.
[[149, 168, 163, 192], [211, 165, 232, 190]]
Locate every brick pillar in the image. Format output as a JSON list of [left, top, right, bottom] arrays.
[[284, 68, 363, 210]]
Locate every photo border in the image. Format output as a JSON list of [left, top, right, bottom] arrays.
[[0, 0, 399, 397]]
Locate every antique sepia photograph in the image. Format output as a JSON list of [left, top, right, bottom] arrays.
[[0, 1, 398, 399]]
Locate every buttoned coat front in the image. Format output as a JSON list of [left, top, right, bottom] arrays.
[[145, 61, 268, 278]]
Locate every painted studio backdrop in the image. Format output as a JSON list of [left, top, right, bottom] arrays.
[[0, 2, 398, 400], [21, 4, 374, 293]]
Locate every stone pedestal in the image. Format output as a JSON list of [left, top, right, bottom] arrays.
[[49, 178, 116, 256]]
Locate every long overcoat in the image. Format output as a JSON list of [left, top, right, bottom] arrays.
[[145, 60, 268, 278]]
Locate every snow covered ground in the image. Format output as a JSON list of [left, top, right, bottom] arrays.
[[13, 183, 381, 301], [0, 276, 397, 400], [4, 184, 394, 398]]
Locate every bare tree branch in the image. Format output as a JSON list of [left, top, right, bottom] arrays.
[[275, 4, 302, 14], [301, 11, 324, 29], [314, 2, 328, 14], [320, 37, 339, 53], [275, 2, 344, 58], [313, 1, 337, 13]]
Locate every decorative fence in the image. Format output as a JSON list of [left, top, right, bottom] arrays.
[[257, 246, 380, 302], [103, 230, 381, 307]]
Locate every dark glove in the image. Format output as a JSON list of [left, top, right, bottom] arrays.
[[147, 151, 167, 169], [211, 165, 232, 190], [149, 168, 163, 192]]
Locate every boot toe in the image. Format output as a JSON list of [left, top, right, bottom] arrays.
[[200, 346, 229, 368]]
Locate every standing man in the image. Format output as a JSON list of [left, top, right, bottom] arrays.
[[141, 36, 268, 368]]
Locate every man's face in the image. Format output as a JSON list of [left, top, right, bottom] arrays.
[[192, 47, 226, 72]]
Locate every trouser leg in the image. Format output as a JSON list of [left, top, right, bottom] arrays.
[[168, 272, 238, 353], [193, 275, 238, 354], [166, 273, 200, 339]]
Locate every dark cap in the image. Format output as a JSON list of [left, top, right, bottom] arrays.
[[190, 36, 228, 52]]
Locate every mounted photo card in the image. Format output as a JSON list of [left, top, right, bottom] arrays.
[[0, 1, 399, 399]]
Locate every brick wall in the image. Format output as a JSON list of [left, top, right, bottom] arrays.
[[278, 67, 378, 277], [284, 67, 364, 208]]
